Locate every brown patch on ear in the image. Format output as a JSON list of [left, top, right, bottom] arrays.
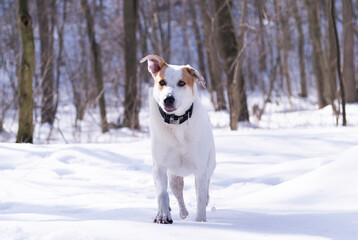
[[140, 54, 167, 74], [183, 66, 206, 89], [182, 67, 197, 95]]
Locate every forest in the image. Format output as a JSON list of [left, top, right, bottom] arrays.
[[0, 0, 358, 143], [1, 1, 358, 239]]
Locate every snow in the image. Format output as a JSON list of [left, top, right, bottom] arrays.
[[1, 98, 358, 239]]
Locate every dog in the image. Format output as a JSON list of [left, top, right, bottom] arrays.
[[140, 54, 216, 223]]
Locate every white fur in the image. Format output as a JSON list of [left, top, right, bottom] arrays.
[[144, 58, 216, 223]]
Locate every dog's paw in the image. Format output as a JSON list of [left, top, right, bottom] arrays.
[[195, 216, 207, 222], [180, 208, 189, 219], [153, 210, 173, 224]]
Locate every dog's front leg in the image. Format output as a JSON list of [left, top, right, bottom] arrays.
[[195, 175, 208, 222], [153, 166, 173, 224]]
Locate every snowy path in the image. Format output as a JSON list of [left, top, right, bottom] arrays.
[[1, 127, 358, 240]]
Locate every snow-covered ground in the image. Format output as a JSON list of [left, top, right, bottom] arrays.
[[1, 97, 358, 239]]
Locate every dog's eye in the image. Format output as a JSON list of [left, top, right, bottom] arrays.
[[159, 80, 166, 86], [177, 80, 186, 87]]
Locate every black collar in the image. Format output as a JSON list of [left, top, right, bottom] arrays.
[[158, 104, 194, 124]]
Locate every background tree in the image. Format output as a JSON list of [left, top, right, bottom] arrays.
[[292, 0, 307, 98], [123, 0, 140, 129], [53, 0, 67, 122], [236, 0, 249, 122], [305, 0, 328, 109], [215, 0, 249, 130], [36, 0, 55, 125], [16, 0, 35, 143], [199, 0, 227, 111], [342, 0, 358, 103], [255, 0, 267, 73], [215, 0, 240, 130], [324, 0, 337, 102], [80, 0, 108, 133], [276, 0, 292, 107], [331, 0, 346, 126]]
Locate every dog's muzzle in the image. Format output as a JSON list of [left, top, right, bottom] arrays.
[[163, 96, 175, 112]]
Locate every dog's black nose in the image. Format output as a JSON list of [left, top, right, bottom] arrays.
[[164, 96, 175, 106]]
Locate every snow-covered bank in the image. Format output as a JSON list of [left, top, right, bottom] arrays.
[[1, 126, 358, 239]]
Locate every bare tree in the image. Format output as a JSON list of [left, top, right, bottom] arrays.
[[255, 0, 267, 73], [215, 0, 249, 130], [189, 3, 207, 83], [181, 0, 192, 63], [122, 0, 140, 129], [292, 0, 307, 98], [276, 0, 292, 106], [236, 0, 249, 122], [148, 0, 172, 62], [16, 0, 35, 143], [36, 0, 55, 125], [0, 1, 19, 136], [331, 0, 347, 125], [305, 0, 328, 109], [138, 3, 150, 83], [53, 0, 67, 121], [68, 26, 91, 124], [80, 0, 108, 133], [199, 0, 227, 111], [324, 0, 337, 102], [342, 0, 358, 102]]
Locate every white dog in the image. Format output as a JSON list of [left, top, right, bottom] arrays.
[[140, 54, 216, 223]]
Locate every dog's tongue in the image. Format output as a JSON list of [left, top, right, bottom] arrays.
[[165, 107, 174, 112]]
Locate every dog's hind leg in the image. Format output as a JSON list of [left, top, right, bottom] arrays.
[[169, 174, 189, 219]]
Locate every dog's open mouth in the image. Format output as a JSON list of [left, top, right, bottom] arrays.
[[164, 107, 175, 112]]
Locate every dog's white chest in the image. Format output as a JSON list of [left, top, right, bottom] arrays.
[[154, 125, 198, 175], [171, 125, 193, 147]]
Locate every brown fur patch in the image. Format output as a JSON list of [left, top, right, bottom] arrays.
[[153, 65, 168, 91], [182, 67, 196, 95]]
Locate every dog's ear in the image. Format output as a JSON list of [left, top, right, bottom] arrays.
[[140, 55, 167, 74], [184, 65, 206, 88]]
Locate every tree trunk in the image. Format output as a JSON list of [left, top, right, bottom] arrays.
[[292, 0, 307, 98], [331, 0, 347, 125], [323, 0, 338, 105], [305, 0, 328, 109], [36, 0, 55, 125], [138, 4, 150, 83], [236, 0, 249, 122], [80, 0, 108, 132], [53, 0, 67, 120], [342, 0, 358, 102], [215, 0, 239, 129], [123, 0, 140, 129], [277, 1, 292, 107], [255, 0, 267, 72], [164, 0, 172, 62], [199, 0, 227, 111], [16, 0, 34, 143], [181, 0, 192, 63], [151, 0, 171, 62], [215, 0, 249, 130], [189, 3, 207, 83]]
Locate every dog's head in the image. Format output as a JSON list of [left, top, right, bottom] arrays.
[[140, 54, 206, 115]]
